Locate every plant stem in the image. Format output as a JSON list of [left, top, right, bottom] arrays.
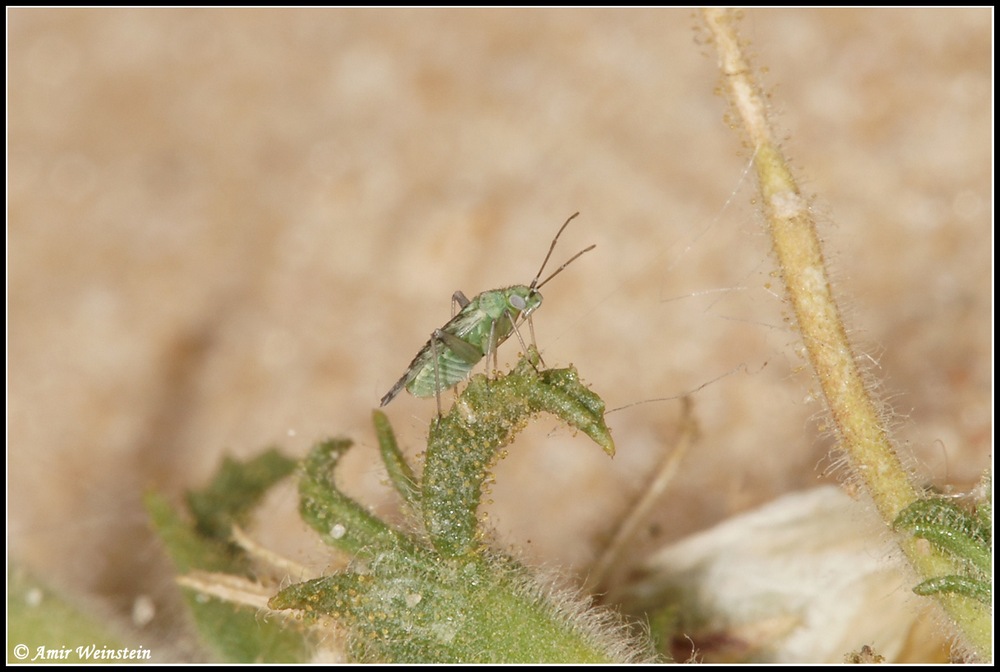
[[700, 8, 990, 660]]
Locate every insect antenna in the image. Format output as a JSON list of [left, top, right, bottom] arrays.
[[535, 243, 596, 290], [529, 212, 596, 291]]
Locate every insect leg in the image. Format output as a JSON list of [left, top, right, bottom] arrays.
[[434, 328, 485, 364], [486, 319, 498, 372], [527, 314, 546, 367], [451, 291, 470, 317], [429, 333, 443, 417], [505, 310, 545, 368], [426, 327, 486, 415]]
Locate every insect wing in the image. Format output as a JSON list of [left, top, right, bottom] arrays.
[[379, 333, 437, 406], [404, 337, 479, 398], [380, 304, 491, 405], [441, 299, 488, 340]]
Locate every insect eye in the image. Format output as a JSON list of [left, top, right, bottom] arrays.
[[509, 295, 527, 311]]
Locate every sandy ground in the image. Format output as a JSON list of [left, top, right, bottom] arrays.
[[8, 8, 991, 661]]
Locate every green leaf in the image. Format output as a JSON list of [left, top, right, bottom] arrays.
[[8, 566, 130, 664], [185, 448, 297, 544], [298, 438, 415, 557], [894, 489, 992, 606], [913, 575, 991, 604], [372, 410, 420, 511], [422, 347, 615, 557], [145, 451, 310, 662], [894, 497, 991, 575]]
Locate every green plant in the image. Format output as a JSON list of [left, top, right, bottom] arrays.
[[151, 349, 653, 662], [893, 476, 992, 606]]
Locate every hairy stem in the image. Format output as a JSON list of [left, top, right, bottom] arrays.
[[701, 8, 990, 659]]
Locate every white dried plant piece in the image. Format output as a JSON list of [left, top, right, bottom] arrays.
[[231, 524, 325, 581], [618, 486, 947, 663], [177, 571, 281, 612]]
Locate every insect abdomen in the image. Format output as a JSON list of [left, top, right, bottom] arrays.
[[407, 346, 481, 398]]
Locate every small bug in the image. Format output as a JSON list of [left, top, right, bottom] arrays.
[[380, 213, 594, 413]]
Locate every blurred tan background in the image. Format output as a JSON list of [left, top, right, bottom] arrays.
[[8, 8, 991, 659]]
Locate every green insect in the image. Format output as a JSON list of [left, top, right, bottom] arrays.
[[380, 213, 595, 413]]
